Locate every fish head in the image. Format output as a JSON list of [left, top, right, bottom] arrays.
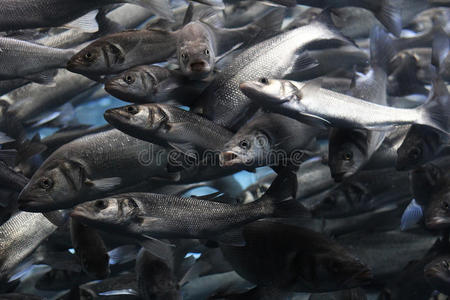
[[105, 104, 167, 134], [328, 140, 365, 183], [425, 188, 450, 229], [220, 130, 271, 167], [105, 68, 155, 102], [18, 159, 86, 212], [178, 41, 214, 79], [396, 125, 439, 171], [310, 252, 372, 290], [240, 79, 301, 107], [424, 256, 450, 293], [67, 41, 124, 75], [71, 195, 141, 230]]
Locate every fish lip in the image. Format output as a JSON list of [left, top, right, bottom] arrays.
[[104, 109, 130, 126], [426, 217, 450, 229], [189, 60, 209, 73], [70, 205, 89, 219], [239, 81, 264, 98], [424, 266, 441, 278], [220, 151, 243, 167]]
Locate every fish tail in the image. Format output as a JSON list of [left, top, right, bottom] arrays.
[[123, 0, 174, 21], [400, 199, 423, 231], [373, 0, 402, 37], [416, 70, 450, 134], [272, 199, 311, 218], [369, 26, 396, 74]]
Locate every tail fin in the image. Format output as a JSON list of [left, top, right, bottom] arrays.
[[370, 26, 397, 73], [416, 67, 450, 134], [374, 0, 402, 37], [272, 199, 311, 218], [126, 0, 174, 21]]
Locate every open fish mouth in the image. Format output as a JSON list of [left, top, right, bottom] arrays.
[[220, 151, 243, 167]]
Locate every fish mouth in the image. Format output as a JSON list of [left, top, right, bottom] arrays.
[[239, 81, 265, 100], [18, 189, 56, 212], [70, 205, 90, 220], [104, 109, 130, 126], [189, 60, 209, 73], [220, 151, 243, 167], [426, 216, 450, 229], [424, 266, 442, 278], [66, 58, 82, 73]]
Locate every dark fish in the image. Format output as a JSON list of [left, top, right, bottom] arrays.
[[0, 37, 76, 84], [424, 254, 450, 295], [105, 65, 207, 104], [220, 113, 320, 168], [136, 248, 181, 300], [18, 129, 175, 212], [220, 220, 373, 293], [67, 29, 178, 77], [71, 173, 308, 246], [0, 0, 173, 31], [104, 103, 234, 159], [70, 218, 110, 279]]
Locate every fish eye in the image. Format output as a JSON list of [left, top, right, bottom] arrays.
[[39, 177, 53, 190], [342, 151, 353, 161], [239, 140, 250, 150], [441, 201, 449, 211], [94, 200, 108, 210], [259, 77, 269, 84], [408, 146, 422, 161], [125, 106, 139, 115], [84, 52, 93, 60], [204, 49, 210, 56], [181, 53, 188, 60], [124, 75, 134, 84], [442, 260, 449, 269]]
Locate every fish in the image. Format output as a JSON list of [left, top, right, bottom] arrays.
[[424, 254, 450, 296], [135, 248, 181, 300], [327, 26, 396, 181], [104, 65, 208, 104], [266, 0, 403, 36], [70, 218, 110, 279], [220, 113, 320, 168], [0, 0, 173, 32], [176, 8, 284, 79], [220, 220, 373, 293], [196, 10, 352, 130], [310, 168, 411, 218], [104, 103, 234, 161], [70, 172, 309, 246], [240, 65, 450, 134], [0, 37, 76, 84], [17, 129, 175, 212], [66, 29, 179, 78], [0, 212, 57, 281]]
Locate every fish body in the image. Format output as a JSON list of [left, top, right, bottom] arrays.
[[198, 12, 351, 130], [18, 129, 172, 211], [67, 29, 178, 77]]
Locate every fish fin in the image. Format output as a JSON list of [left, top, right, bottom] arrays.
[[372, 0, 402, 37], [217, 229, 246, 246], [215, 42, 243, 64], [191, 191, 223, 200], [370, 26, 397, 73], [264, 170, 297, 200], [168, 141, 198, 159], [400, 199, 423, 231], [85, 177, 122, 191], [0, 149, 17, 166], [252, 7, 285, 38], [126, 0, 174, 21], [182, 2, 195, 26], [416, 69, 450, 134], [23, 69, 58, 85], [0, 132, 15, 145], [273, 199, 311, 218], [139, 236, 175, 261], [312, 9, 356, 46], [286, 51, 319, 76], [178, 260, 209, 286], [64, 10, 99, 33], [108, 245, 139, 265], [431, 31, 449, 70], [43, 210, 70, 226]]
